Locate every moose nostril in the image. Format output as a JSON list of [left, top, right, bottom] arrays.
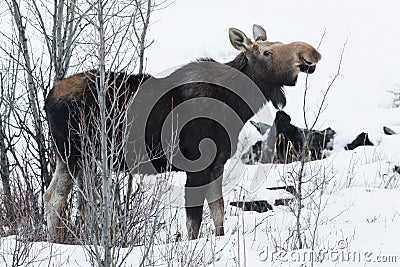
[[302, 57, 313, 65]]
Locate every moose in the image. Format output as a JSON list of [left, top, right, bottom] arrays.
[[44, 24, 321, 242]]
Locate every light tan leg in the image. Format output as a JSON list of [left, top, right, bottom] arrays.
[[76, 169, 87, 223], [43, 157, 73, 243]]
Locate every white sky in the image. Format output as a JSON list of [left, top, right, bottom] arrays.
[[146, 0, 400, 134]]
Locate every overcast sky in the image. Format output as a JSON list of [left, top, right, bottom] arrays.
[[146, 0, 400, 133]]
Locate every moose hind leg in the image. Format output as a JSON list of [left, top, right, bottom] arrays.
[[206, 166, 224, 236], [76, 170, 87, 221], [43, 157, 73, 243]]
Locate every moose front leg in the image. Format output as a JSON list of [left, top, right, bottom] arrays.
[[185, 167, 225, 238], [185, 203, 204, 239], [206, 165, 224, 236]]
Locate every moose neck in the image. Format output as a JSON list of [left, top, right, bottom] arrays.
[[225, 53, 284, 122]]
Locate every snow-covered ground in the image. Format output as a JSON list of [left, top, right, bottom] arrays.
[[2, 136, 400, 266], [2, 0, 400, 266]]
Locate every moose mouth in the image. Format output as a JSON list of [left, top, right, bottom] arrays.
[[299, 64, 316, 74], [299, 56, 316, 74]]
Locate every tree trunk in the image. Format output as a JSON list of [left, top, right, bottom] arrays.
[[10, 0, 50, 218], [0, 116, 16, 229]]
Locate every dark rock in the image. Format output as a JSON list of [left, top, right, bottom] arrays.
[[394, 165, 400, 174], [274, 198, 293, 206], [242, 111, 336, 164], [242, 111, 378, 164], [266, 185, 297, 195], [250, 121, 271, 135], [383, 126, 397, 135], [229, 200, 273, 213], [345, 132, 374, 150], [241, 140, 263, 164]]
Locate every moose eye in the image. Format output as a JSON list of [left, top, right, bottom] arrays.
[[263, 50, 272, 57]]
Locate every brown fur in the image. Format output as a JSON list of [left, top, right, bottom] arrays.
[[50, 72, 91, 100]]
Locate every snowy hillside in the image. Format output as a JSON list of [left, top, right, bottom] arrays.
[[2, 128, 400, 266]]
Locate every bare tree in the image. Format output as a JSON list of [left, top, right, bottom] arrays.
[[8, 0, 50, 211], [0, 0, 88, 232], [0, 72, 15, 231], [1, 0, 166, 258], [74, 1, 167, 264], [284, 37, 347, 251]]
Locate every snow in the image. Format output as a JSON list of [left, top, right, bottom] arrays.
[[2, 0, 400, 266], [3, 139, 400, 266]]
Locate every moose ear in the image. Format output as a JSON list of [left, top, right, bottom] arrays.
[[253, 24, 267, 42], [229, 28, 255, 52]]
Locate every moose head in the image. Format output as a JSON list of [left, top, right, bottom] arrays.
[[229, 25, 321, 107]]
